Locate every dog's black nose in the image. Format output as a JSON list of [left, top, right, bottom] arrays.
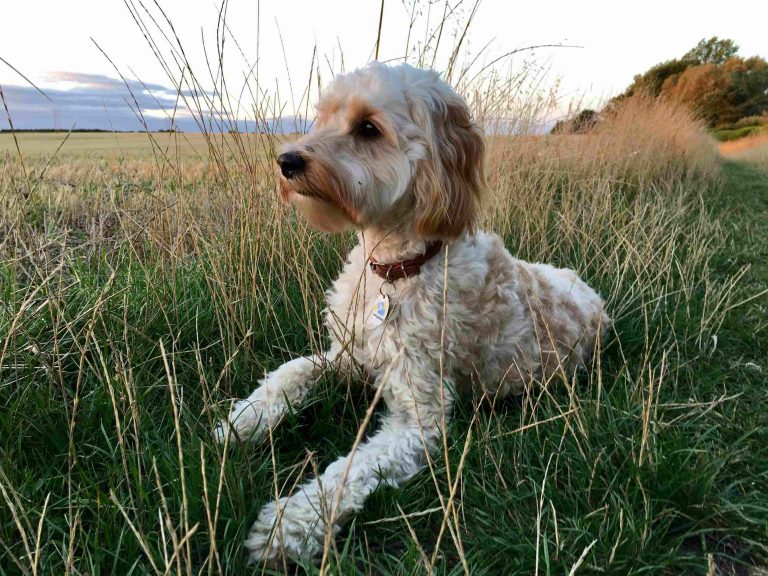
[[277, 152, 306, 179]]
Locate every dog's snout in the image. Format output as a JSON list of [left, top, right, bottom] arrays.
[[277, 152, 306, 179]]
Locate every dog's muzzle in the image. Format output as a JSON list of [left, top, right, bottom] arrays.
[[277, 152, 306, 179]]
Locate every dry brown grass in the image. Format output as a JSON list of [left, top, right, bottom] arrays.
[[719, 131, 768, 155], [719, 132, 768, 171]]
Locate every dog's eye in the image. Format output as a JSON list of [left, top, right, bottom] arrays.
[[357, 120, 381, 138]]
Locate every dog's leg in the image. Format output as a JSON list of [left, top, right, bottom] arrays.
[[214, 342, 348, 443], [244, 360, 451, 563]]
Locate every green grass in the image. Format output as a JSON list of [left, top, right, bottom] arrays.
[[2, 156, 767, 575], [711, 126, 765, 142]]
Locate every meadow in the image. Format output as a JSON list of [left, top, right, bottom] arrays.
[[2, 87, 768, 576]]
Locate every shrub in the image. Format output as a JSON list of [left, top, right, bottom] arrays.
[[550, 109, 599, 134], [711, 125, 763, 142], [717, 114, 768, 131]]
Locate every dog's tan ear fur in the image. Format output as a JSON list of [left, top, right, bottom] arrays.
[[411, 87, 486, 239]]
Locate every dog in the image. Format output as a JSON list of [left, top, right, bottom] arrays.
[[215, 62, 610, 564]]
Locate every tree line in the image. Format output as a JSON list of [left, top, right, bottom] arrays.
[[553, 37, 768, 134]]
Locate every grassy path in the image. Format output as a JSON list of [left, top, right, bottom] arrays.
[[700, 159, 768, 573], [715, 160, 768, 363]]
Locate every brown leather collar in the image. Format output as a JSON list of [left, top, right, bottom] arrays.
[[368, 241, 444, 281]]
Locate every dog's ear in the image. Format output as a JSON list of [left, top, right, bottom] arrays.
[[410, 87, 486, 239]]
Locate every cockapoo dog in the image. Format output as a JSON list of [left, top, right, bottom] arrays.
[[216, 62, 610, 564]]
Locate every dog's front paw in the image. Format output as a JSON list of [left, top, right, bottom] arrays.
[[245, 495, 327, 565], [213, 396, 269, 444]]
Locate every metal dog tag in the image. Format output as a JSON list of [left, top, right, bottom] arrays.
[[370, 294, 390, 325], [369, 281, 396, 326]]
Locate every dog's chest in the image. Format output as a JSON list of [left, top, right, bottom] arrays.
[[324, 256, 409, 367]]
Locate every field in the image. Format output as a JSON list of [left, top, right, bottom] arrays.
[[2, 93, 768, 576], [0, 132, 267, 158]]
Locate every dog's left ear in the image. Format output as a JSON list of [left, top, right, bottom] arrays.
[[410, 86, 486, 239]]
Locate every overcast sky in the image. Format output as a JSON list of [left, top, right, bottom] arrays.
[[1, 0, 765, 131]]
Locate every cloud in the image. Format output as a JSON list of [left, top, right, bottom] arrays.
[[0, 71, 248, 132], [43, 71, 171, 94]]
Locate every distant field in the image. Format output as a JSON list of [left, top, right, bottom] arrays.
[[0, 131, 270, 158]]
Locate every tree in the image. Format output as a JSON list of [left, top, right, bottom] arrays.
[[551, 109, 599, 134], [614, 37, 740, 101], [619, 59, 694, 99], [659, 56, 768, 127], [727, 57, 768, 119], [683, 37, 739, 65], [660, 63, 731, 125], [612, 37, 768, 127]]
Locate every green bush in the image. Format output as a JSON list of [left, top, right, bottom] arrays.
[[717, 114, 768, 130], [711, 125, 762, 141]]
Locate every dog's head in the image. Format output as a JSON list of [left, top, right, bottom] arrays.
[[277, 63, 486, 238]]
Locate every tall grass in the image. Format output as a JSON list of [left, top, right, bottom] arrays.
[[2, 2, 766, 574], [720, 132, 768, 171]]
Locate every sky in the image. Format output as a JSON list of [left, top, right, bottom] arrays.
[[0, 0, 766, 132]]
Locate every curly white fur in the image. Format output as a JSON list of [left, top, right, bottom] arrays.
[[215, 62, 610, 564]]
